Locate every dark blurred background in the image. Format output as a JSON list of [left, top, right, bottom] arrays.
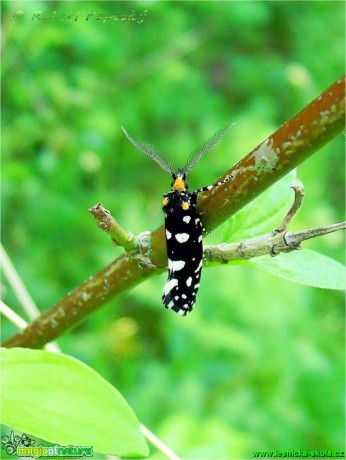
[[2, 1, 344, 457]]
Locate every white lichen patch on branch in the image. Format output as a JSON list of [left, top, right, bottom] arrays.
[[50, 318, 58, 328], [282, 141, 292, 151], [81, 291, 91, 301], [319, 109, 331, 125], [57, 307, 65, 318], [251, 138, 279, 173]]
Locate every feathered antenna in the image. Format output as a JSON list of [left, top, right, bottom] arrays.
[[183, 122, 235, 175], [122, 127, 173, 175]]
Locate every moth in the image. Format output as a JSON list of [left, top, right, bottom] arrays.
[[122, 123, 234, 315]]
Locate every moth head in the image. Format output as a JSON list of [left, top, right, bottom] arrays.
[[171, 169, 188, 192]]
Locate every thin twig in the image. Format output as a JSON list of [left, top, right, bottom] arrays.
[[1, 242, 60, 351], [0, 242, 41, 320], [0, 300, 59, 353], [284, 222, 346, 249], [275, 184, 305, 232], [89, 203, 137, 250], [0, 300, 29, 330], [140, 424, 181, 460], [204, 222, 346, 262]]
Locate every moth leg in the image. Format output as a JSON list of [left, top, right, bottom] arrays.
[[193, 173, 232, 234], [194, 173, 234, 195], [191, 191, 209, 235]]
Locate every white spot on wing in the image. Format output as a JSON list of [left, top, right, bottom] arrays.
[[183, 215, 191, 224], [175, 233, 189, 243], [170, 260, 185, 271], [186, 277, 192, 287], [194, 260, 202, 273], [166, 229, 172, 239], [164, 278, 178, 295]]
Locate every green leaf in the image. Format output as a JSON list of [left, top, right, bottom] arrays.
[[223, 170, 298, 242], [248, 249, 345, 290], [0, 348, 149, 458]]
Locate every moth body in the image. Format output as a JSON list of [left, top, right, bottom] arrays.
[[122, 123, 235, 315]]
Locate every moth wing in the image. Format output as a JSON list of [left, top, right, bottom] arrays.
[[162, 206, 203, 316]]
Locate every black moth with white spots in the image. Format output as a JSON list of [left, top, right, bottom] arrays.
[[162, 184, 203, 314], [122, 123, 235, 316]]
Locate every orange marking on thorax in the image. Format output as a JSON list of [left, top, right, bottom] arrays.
[[172, 176, 186, 192]]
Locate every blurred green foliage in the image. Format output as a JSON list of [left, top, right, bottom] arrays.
[[2, 1, 344, 458]]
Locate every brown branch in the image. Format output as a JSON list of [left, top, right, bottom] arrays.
[[3, 76, 345, 349], [197, 76, 345, 230]]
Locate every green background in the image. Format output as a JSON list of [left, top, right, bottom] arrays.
[[2, 1, 344, 458]]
